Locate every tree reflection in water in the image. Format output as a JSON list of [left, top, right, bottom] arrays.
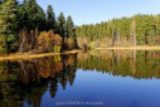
[[0, 54, 77, 107], [0, 51, 160, 107], [78, 50, 160, 79]]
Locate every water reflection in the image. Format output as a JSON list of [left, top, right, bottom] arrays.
[[0, 51, 160, 107], [0, 54, 77, 107], [78, 50, 160, 79]]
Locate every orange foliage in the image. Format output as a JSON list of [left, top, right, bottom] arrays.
[[37, 30, 62, 52]]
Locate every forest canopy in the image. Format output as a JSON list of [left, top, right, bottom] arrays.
[[0, 0, 77, 54], [0, 0, 160, 53], [76, 14, 160, 48]]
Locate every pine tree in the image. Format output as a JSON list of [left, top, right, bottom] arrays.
[[17, 0, 46, 52], [17, 0, 45, 31], [46, 5, 56, 31], [57, 12, 66, 37], [57, 12, 67, 50], [66, 16, 75, 38], [0, 0, 17, 34], [0, 0, 17, 53], [66, 16, 77, 49]]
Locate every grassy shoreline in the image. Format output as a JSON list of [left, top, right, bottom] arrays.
[[95, 46, 160, 50], [0, 46, 160, 61], [0, 50, 81, 61]]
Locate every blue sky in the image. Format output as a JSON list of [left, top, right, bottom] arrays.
[[37, 0, 160, 25]]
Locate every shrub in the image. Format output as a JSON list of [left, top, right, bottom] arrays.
[[52, 45, 61, 53], [38, 30, 62, 52]]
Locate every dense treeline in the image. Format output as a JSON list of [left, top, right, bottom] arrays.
[[76, 14, 160, 48], [0, 0, 77, 54]]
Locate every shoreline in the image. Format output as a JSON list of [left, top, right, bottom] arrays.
[[0, 46, 160, 61], [95, 46, 160, 50], [0, 50, 81, 61]]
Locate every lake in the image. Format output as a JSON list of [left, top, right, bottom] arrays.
[[0, 50, 160, 107]]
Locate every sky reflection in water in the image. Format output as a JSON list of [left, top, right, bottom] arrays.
[[0, 51, 160, 107]]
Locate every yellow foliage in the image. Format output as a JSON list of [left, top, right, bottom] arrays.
[[37, 30, 62, 52], [52, 45, 61, 53]]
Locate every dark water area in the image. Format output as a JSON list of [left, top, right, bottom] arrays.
[[0, 50, 160, 107]]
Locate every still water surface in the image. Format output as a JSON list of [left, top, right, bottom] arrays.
[[0, 50, 160, 107]]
